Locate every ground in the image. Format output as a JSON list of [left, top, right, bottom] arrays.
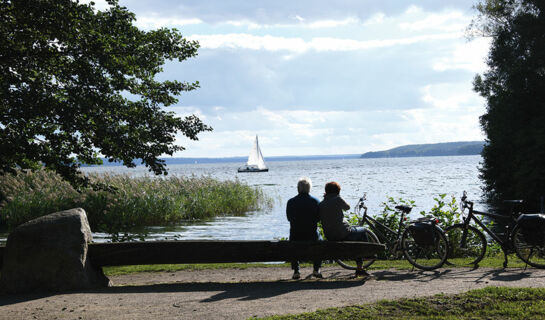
[[2, 266, 545, 320]]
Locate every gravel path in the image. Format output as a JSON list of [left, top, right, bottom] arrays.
[[2, 266, 545, 320]]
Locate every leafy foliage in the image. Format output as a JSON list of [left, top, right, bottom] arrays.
[[0, 0, 211, 188], [419, 193, 461, 226], [472, 0, 545, 210], [375, 196, 415, 232]]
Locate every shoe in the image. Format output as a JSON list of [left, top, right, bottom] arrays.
[[292, 271, 301, 280], [312, 271, 323, 279], [355, 269, 370, 277]]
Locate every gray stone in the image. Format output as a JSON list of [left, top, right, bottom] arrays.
[[0, 208, 111, 293]]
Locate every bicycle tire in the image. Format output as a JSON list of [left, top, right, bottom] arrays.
[[512, 224, 545, 269], [335, 229, 379, 270], [402, 224, 448, 271], [445, 224, 487, 267]]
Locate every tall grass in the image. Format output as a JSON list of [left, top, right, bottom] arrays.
[[0, 169, 272, 235]]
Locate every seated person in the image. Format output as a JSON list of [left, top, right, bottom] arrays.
[[319, 181, 369, 277], [286, 177, 322, 279]]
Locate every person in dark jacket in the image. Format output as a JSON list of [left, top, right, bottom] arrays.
[[286, 177, 322, 279], [319, 181, 370, 277]]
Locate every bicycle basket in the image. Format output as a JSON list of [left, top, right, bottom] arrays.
[[408, 221, 436, 246], [517, 214, 545, 245]]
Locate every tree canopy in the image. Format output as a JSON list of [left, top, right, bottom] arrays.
[[0, 0, 211, 188], [472, 0, 545, 210]]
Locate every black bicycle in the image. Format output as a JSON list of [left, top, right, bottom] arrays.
[[336, 194, 449, 271], [446, 191, 545, 268]]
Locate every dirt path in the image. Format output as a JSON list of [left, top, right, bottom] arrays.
[[2, 266, 545, 320]]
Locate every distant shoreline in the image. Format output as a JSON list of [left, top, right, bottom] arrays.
[[84, 152, 482, 167], [360, 141, 484, 159], [82, 141, 484, 167]]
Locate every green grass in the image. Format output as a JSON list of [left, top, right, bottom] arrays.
[[258, 287, 545, 319], [0, 169, 273, 235], [102, 254, 534, 276]]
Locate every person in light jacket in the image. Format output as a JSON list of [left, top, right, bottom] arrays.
[[286, 177, 322, 279], [319, 181, 369, 277]]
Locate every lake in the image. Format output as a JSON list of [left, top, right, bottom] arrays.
[[81, 155, 484, 242]]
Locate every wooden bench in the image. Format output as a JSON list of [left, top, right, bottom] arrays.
[[0, 240, 385, 268]]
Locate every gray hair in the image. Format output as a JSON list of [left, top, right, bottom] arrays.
[[297, 177, 312, 194]]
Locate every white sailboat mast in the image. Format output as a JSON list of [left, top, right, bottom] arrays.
[[246, 135, 267, 169]]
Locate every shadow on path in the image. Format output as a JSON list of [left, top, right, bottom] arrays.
[[373, 267, 534, 283], [0, 279, 366, 306], [0, 267, 540, 307]]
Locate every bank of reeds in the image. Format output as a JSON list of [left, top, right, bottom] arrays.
[[0, 169, 272, 235]]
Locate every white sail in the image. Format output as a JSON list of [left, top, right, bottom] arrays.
[[238, 135, 268, 172], [246, 135, 267, 170]]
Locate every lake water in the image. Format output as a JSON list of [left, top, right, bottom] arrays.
[[81, 155, 484, 242]]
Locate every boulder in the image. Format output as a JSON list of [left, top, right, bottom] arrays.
[[0, 208, 111, 293]]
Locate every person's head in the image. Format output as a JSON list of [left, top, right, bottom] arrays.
[[297, 177, 312, 194], [324, 181, 341, 197]]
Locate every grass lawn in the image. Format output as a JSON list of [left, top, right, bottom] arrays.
[[257, 287, 545, 320], [102, 254, 533, 276]]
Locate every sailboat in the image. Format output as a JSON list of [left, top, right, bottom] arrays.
[[238, 135, 268, 173]]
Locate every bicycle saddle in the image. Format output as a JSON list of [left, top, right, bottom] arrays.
[[395, 205, 412, 213]]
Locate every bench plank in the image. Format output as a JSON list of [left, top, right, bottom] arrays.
[[87, 241, 384, 267]]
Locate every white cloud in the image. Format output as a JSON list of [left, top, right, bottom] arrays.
[[189, 34, 307, 52], [400, 82, 485, 144], [135, 16, 203, 29], [116, 1, 489, 157], [306, 17, 359, 28], [432, 38, 491, 72], [420, 83, 478, 110], [172, 103, 484, 157], [400, 10, 468, 32], [190, 32, 462, 53], [363, 13, 386, 26]]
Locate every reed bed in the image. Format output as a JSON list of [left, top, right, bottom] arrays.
[[0, 169, 272, 235]]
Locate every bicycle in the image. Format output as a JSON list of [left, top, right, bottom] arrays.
[[446, 191, 545, 268], [335, 194, 449, 271]]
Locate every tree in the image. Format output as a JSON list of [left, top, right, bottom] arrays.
[[472, 0, 545, 210], [0, 0, 211, 188]]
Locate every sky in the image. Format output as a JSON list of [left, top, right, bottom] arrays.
[[90, 0, 490, 158]]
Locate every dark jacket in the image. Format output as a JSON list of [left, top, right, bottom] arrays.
[[286, 193, 320, 241], [319, 194, 351, 240]]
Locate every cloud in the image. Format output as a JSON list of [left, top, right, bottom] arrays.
[[119, 0, 476, 25], [399, 6, 469, 32], [111, 0, 489, 157], [173, 96, 484, 157], [189, 32, 462, 54], [135, 16, 203, 29], [432, 38, 491, 72]]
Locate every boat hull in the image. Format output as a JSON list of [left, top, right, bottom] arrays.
[[237, 168, 269, 173]]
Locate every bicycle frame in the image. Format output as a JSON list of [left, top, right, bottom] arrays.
[[357, 200, 407, 253], [460, 195, 519, 266]]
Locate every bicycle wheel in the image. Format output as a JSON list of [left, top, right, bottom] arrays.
[[445, 224, 487, 267], [402, 225, 448, 271], [335, 229, 379, 270], [512, 225, 545, 268]]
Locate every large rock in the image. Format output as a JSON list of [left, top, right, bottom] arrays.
[[0, 208, 111, 293]]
